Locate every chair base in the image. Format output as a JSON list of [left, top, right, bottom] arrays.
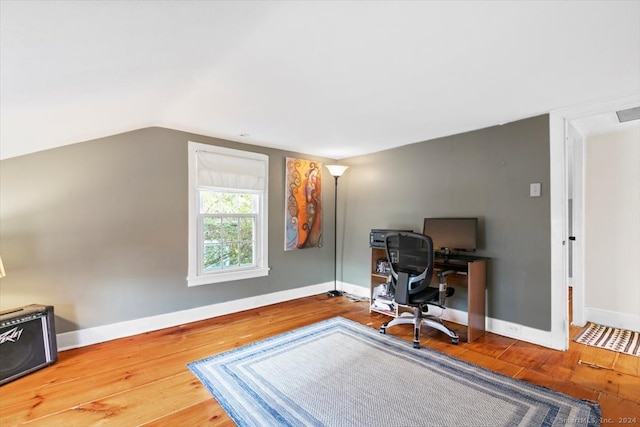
[[380, 311, 459, 347]]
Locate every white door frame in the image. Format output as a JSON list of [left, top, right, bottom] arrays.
[[566, 123, 586, 327], [548, 112, 570, 350], [549, 93, 640, 349]]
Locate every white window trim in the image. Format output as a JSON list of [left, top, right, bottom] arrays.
[[187, 141, 269, 286]]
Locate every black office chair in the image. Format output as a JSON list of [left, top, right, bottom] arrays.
[[379, 232, 459, 347]]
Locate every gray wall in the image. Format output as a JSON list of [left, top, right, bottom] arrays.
[[0, 127, 337, 333], [338, 115, 551, 330], [1, 116, 552, 334]]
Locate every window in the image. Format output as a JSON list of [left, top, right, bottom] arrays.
[[188, 142, 269, 286]]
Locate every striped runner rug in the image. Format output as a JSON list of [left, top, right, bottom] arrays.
[[574, 322, 640, 356]]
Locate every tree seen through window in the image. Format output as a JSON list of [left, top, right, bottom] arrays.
[[200, 191, 257, 271]]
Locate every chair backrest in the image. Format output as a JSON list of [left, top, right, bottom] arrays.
[[384, 232, 434, 304]]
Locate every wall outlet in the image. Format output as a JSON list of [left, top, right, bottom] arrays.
[[505, 323, 522, 336]]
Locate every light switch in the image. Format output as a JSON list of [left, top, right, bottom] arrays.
[[530, 183, 541, 197]]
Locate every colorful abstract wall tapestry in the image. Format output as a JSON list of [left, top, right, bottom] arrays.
[[285, 157, 322, 250]]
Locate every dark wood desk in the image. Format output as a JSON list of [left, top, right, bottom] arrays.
[[434, 255, 487, 342], [370, 247, 488, 343]]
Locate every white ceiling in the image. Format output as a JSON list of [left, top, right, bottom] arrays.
[[1, 1, 639, 160]]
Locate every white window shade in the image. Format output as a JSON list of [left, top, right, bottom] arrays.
[[197, 151, 267, 191]]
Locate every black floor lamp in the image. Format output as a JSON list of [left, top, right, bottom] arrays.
[[325, 164, 349, 297]]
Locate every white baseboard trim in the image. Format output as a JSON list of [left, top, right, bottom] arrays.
[[339, 281, 370, 298], [57, 281, 560, 351], [57, 282, 334, 351], [348, 283, 560, 349], [584, 307, 640, 332], [440, 308, 556, 348], [485, 317, 556, 349]]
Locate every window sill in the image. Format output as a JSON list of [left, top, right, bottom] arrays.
[[187, 267, 269, 287]]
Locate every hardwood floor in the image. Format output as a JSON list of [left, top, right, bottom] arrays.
[[1, 294, 638, 426]]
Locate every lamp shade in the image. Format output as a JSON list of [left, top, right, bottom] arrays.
[[325, 164, 349, 177], [0, 256, 5, 278]]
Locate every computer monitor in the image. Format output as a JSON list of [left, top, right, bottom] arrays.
[[423, 217, 477, 254]]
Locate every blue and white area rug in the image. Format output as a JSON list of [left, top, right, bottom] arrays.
[[188, 317, 601, 427]]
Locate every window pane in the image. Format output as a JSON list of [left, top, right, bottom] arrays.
[[198, 191, 260, 274], [201, 191, 221, 214], [237, 194, 255, 214], [239, 241, 253, 266], [223, 243, 239, 268], [238, 217, 254, 241], [220, 193, 237, 214], [200, 190, 258, 214], [203, 217, 221, 242], [222, 217, 238, 242], [204, 244, 222, 271]]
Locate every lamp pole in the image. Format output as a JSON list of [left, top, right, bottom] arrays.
[[325, 165, 348, 297]]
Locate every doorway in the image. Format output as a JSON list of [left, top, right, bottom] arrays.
[[557, 95, 640, 341]]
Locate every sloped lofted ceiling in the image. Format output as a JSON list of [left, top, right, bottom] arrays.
[[1, 0, 639, 160]]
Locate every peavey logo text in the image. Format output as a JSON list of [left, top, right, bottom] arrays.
[[0, 327, 24, 345]]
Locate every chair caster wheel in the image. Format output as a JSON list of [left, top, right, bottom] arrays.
[[451, 338, 459, 344], [379, 327, 386, 334], [413, 342, 420, 349]]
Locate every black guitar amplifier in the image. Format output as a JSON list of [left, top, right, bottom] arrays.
[[0, 304, 58, 385]]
